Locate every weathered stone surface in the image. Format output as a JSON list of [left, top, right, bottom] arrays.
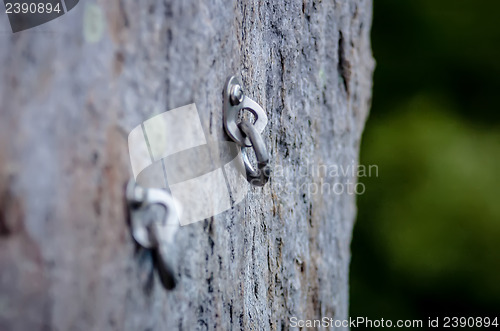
[[0, 0, 373, 330]]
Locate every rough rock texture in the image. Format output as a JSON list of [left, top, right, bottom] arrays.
[[0, 0, 374, 330]]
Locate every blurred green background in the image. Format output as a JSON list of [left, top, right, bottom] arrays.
[[350, 0, 500, 324]]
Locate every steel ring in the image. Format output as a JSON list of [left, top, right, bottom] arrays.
[[153, 244, 177, 290], [151, 222, 177, 290], [126, 180, 177, 249], [238, 120, 271, 187]]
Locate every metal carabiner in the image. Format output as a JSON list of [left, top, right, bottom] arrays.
[[126, 180, 177, 290], [223, 76, 271, 186], [223, 76, 268, 147], [238, 120, 271, 186]]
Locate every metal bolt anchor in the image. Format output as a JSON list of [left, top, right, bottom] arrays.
[[223, 76, 271, 186], [126, 179, 178, 290]]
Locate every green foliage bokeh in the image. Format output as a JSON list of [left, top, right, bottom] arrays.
[[351, 0, 500, 322]]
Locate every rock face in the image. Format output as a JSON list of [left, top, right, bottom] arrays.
[[0, 0, 374, 330]]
